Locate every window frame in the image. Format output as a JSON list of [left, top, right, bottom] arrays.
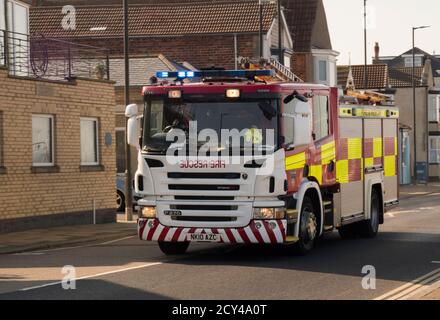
[[312, 95, 330, 142], [32, 114, 55, 167], [428, 94, 440, 123], [429, 136, 440, 164], [318, 60, 328, 83], [80, 117, 100, 166]]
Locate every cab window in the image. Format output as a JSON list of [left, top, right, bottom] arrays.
[[312, 95, 329, 141]]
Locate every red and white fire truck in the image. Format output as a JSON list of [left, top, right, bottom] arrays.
[[126, 69, 399, 255]]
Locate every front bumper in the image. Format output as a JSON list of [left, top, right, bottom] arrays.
[[138, 218, 287, 244]]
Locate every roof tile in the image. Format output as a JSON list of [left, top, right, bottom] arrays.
[[30, 2, 277, 38]]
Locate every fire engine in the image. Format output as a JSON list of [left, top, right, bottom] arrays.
[[126, 69, 399, 255]]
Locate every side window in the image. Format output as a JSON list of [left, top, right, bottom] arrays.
[[282, 98, 296, 146], [32, 114, 55, 166], [312, 95, 330, 141], [80, 117, 99, 165]]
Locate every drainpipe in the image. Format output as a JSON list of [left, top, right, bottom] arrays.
[[4, 0, 9, 69], [234, 33, 238, 69]]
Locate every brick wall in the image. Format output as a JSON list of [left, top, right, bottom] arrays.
[[73, 34, 257, 70], [291, 52, 309, 82], [0, 68, 116, 228]]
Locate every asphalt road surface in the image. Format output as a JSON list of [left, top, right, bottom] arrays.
[[0, 193, 439, 300]]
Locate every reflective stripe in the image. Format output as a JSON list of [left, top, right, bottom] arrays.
[[348, 138, 362, 160], [384, 155, 396, 177], [336, 160, 349, 184], [365, 157, 374, 168], [286, 152, 306, 170], [321, 141, 336, 165], [373, 138, 383, 158], [309, 165, 323, 184]]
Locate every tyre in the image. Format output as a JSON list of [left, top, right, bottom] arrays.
[[158, 241, 190, 255], [294, 196, 319, 255], [358, 189, 381, 238], [117, 190, 125, 212]]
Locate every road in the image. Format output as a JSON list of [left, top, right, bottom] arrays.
[[0, 193, 439, 300]]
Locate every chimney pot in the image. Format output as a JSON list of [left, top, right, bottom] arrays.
[[374, 42, 380, 64]]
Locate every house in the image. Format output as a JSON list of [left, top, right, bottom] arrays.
[[0, 0, 117, 233], [374, 44, 440, 88], [282, 0, 339, 86], [338, 55, 439, 183], [29, 1, 294, 69]]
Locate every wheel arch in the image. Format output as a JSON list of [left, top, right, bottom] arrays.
[[365, 177, 385, 224], [294, 180, 323, 237]]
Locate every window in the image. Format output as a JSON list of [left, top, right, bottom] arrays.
[[312, 95, 330, 141], [32, 114, 54, 166], [429, 136, 440, 164], [428, 94, 440, 123], [115, 129, 126, 173], [404, 56, 423, 68], [318, 60, 328, 82], [282, 98, 296, 146], [80, 117, 99, 165]]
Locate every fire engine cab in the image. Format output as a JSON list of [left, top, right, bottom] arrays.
[[126, 69, 399, 255]]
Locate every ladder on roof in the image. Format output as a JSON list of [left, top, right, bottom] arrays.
[[269, 58, 303, 83], [238, 57, 303, 83]]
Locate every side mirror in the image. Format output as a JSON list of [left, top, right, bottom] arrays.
[[284, 91, 309, 104], [293, 101, 312, 147], [125, 104, 139, 148]]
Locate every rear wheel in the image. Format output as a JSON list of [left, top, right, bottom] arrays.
[[158, 241, 190, 255], [358, 189, 380, 238], [294, 196, 318, 255]]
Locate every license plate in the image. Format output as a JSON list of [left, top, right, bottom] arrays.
[[187, 233, 220, 242]]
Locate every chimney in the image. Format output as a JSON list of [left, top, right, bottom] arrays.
[[374, 42, 380, 64], [421, 58, 432, 86]]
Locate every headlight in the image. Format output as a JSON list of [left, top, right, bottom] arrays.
[[140, 206, 156, 218], [253, 207, 286, 219]]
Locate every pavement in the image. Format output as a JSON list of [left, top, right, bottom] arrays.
[[0, 187, 439, 300], [0, 214, 137, 255], [399, 182, 440, 200]]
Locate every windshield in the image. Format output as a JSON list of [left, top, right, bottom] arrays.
[[143, 99, 279, 154]]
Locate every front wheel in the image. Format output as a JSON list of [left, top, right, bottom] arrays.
[[158, 241, 190, 255], [294, 196, 318, 255]]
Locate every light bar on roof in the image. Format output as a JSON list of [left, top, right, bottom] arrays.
[[156, 70, 274, 80]]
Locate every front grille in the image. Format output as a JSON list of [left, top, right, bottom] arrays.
[[169, 184, 240, 191], [171, 216, 238, 222], [170, 205, 238, 211], [168, 172, 241, 179], [174, 195, 235, 201]]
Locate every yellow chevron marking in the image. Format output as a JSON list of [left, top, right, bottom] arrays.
[[286, 152, 306, 171]]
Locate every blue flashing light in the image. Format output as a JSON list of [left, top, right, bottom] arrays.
[[157, 71, 169, 78], [156, 70, 274, 80]]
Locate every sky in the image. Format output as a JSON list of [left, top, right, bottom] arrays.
[[323, 0, 440, 65]]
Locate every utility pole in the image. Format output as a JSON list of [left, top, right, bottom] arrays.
[[259, 0, 263, 58], [278, 0, 283, 64], [363, 0, 368, 90], [123, 0, 133, 221], [412, 25, 430, 184]]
